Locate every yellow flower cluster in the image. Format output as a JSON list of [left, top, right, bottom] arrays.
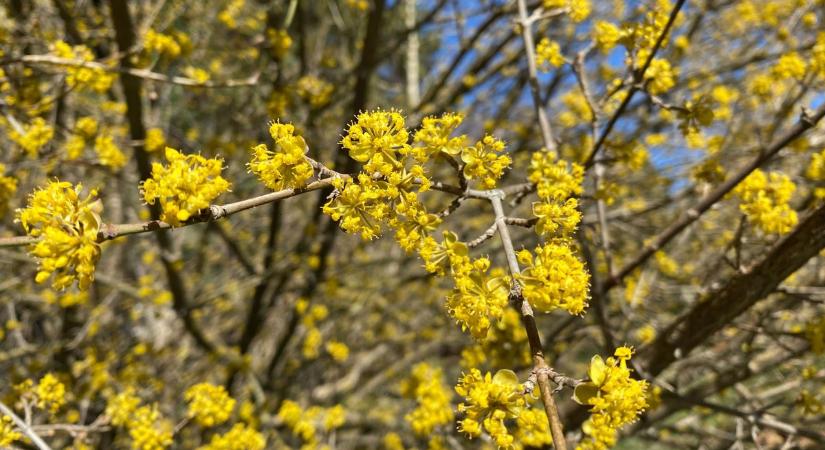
[[324, 164, 436, 246], [446, 256, 510, 340], [198, 423, 266, 450], [267, 28, 293, 59], [144, 29, 182, 59], [645, 58, 676, 95], [106, 389, 141, 426], [94, 133, 127, 170], [66, 116, 98, 159], [733, 169, 797, 235], [593, 21, 622, 52], [621, 0, 674, 61], [341, 109, 410, 175], [145, 128, 166, 153], [574, 347, 649, 450], [515, 408, 553, 448], [129, 405, 174, 450], [296, 75, 334, 108], [184, 383, 236, 427], [52, 40, 114, 92], [772, 52, 806, 80], [10, 117, 54, 156], [399, 363, 454, 436], [455, 369, 525, 448], [106, 389, 174, 450], [536, 38, 564, 70], [412, 112, 467, 160], [0, 163, 17, 216], [542, 0, 590, 22], [35, 373, 66, 413], [17, 181, 102, 290], [0, 415, 21, 447], [249, 122, 314, 191], [141, 147, 231, 226], [516, 242, 589, 315], [325, 341, 350, 362], [462, 135, 512, 189], [277, 400, 346, 447], [529, 150, 584, 202]]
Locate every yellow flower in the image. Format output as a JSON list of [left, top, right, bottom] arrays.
[[17, 181, 102, 290], [0, 415, 21, 447], [266, 28, 292, 59], [35, 373, 66, 413], [341, 109, 410, 176], [145, 128, 166, 152], [400, 363, 454, 436], [516, 242, 590, 315], [52, 40, 114, 92], [106, 389, 141, 427], [412, 113, 467, 161], [10, 117, 54, 156], [144, 29, 182, 59], [773, 52, 806, 80], [645, 58, 676, 94], [184, 383, 236, 427], [94, 133, 127, 170], [461, 135, 511, 189], [593, 21, 622, 52], [128, 405, 174, 450], [536, 38, 565, 70], [574, 348, 649, 450], [455, 369, 525, 448], [141, 147, 231, 226], [248, 122, 314, 191], [198, 423, 266, 450], [325, 341, 350, 362], [446, 258, 510, 340], [733, 169, 797, 235], [296, 75, 334, 108]]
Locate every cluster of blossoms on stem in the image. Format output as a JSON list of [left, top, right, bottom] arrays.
[[733, 169, 798, 235], [17, 181, 102, 290], [542, 0, 591, 22], [9, 116, 54, 156], [105, 390, 173, 449], [529, 150, 584, 238], [446, 255, 511, 340], [324, 110, 443, 248], [516, 243, 589, 315], [399, 363, 455, 437], [277, 400, 346, 448], [199, 424, 266, 450], [462, 135, 512, 189], [184, 383, 236, 427], [0, 415, 21, 447], [248, 122, 314, 191], [455, 369, 526, 448], [574, 347, 649, 450], [34, 373, 67, 413], [52, 40, 115, 92], [536, 38, 565, 70], [141, 147, 231, 226]]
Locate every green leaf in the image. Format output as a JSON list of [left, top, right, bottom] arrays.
[[573, 382, 599, 405]]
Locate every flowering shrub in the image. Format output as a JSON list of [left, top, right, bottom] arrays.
[[2, 1, 825, 449]]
